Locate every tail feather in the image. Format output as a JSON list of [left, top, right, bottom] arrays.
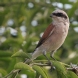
[[31, 48, 42, 60]]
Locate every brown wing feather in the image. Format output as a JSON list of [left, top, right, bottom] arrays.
[[35, 23, 55, 49]]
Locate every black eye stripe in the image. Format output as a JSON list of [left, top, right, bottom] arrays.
[[52, 13, 67, 19]]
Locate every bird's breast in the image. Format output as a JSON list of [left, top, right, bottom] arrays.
[[42, 23, 69, 52]]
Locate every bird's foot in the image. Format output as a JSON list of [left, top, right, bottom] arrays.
[[50, 55, 57, 61], [43, 51, 56, 70], [48, 61, 55, 71], [50, 51, 57, 61]]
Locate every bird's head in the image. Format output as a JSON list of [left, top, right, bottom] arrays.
[[50, 9, 69, 23]]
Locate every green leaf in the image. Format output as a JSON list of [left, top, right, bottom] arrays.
[[14, 62, 34, 72], [11, 52, 30, 58], [0, 51, 12, 57], [68, 1, 78, 18], [32, 65, 48, 78], [52, 61, 67, 78], [41, 67, 50, 78], [67, 71, 78, 78], [0, 68, 7, 76], [7, 59, 16, 72]]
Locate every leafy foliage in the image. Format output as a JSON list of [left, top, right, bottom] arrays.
[[0, 0, 78, 78]]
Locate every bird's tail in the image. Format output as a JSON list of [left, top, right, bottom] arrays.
[[31, 48, 42, 60], [25, 48, 42, 64]]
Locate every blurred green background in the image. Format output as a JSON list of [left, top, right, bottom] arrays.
[[0, 0, 78, 78]]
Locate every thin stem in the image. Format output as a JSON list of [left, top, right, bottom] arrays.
[[3, 69, 20, 78], [32, 63, 49, 66], [59, 62, 70, 67], [3, 70, 14, 78]]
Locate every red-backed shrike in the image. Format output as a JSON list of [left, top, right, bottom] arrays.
[[29, 9, 70, 61]]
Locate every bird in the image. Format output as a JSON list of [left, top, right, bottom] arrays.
[[26, 9, 70, 63]]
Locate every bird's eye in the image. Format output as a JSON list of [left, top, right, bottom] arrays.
[[52, 13, 67, 19], [56, 13, 63, 16]]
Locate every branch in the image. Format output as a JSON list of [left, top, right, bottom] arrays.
[[67, 63, 78, 75], [3, 58, 78, 78], [3, 69, 20, 78]]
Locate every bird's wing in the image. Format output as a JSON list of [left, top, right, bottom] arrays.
[[35, 23, 55, 49]]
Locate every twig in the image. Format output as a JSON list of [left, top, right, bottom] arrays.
[[3, 69, 20, 78], [59, 62, 70, 67], [32, 63, 49, 66], [3, 59, 78, 78], [3, 70, 13, 78]]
